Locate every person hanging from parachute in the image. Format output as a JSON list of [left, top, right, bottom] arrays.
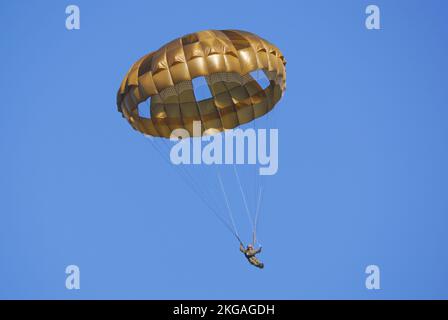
[[238, 231, 264, 269], [240, 243, 264, 269]]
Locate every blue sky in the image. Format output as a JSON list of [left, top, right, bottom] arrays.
[[1, 0, 448, 299]]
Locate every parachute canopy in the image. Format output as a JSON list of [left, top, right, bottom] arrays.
[[117, 30, 286, 138]]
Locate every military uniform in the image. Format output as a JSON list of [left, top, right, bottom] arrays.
[[240, 244, 264, 269]]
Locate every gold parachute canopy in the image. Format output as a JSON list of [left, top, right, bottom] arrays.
[[117, 30, 286, 138]]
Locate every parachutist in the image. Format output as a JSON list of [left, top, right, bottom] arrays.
[[240, 243, 264, 269]]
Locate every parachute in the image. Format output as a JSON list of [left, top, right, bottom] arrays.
[[117, 30, 286, 248], [117, 30, 286, 137]]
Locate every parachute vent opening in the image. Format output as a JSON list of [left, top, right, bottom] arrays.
[[138, 99, 151, 119], [250, 70, 271, 90], [192, 76, 212, 102]]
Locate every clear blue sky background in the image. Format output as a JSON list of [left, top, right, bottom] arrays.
[[1, 0, 448, 299]]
